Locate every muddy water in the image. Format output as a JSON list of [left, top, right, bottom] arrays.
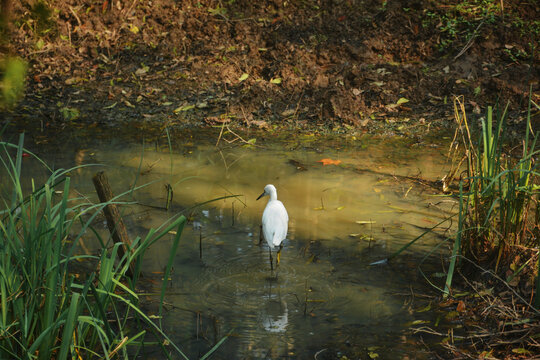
[[23, 132, 455, 358]]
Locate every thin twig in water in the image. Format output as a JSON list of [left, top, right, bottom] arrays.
[[216, 122, 226, 147], [314, 348, 327, 359], [215, 123, 263, 148]]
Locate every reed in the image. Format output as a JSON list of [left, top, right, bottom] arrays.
[[0, 134, 220, 359], [444, 95, 539, 302]]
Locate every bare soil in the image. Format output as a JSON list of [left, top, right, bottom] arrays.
[[1, 0, 539, 135]]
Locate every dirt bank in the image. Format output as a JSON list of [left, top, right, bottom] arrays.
[[1, 0, 538, 134]]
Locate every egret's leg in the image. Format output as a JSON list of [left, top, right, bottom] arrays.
[[276, 244, 283, 266], [259, 225, 263, 245], [269, 248, 274, 271]]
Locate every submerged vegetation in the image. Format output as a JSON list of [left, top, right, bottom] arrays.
[[0, 134, 226, 359]]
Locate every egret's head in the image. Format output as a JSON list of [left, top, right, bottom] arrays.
[[257, 184, 277, 200]]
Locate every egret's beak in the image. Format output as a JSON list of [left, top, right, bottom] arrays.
[[256, 191, 265, 200]]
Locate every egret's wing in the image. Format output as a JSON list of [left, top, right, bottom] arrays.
[[262, 200, 289, 248]]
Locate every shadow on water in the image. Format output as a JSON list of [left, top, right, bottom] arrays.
[[10, 130, 456, 359]]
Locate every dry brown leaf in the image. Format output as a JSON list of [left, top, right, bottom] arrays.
[[317, 158, 342, 166]]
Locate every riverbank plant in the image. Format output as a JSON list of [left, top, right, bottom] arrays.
[[444, 95, 539, 305], [0, 134, 221, 359]]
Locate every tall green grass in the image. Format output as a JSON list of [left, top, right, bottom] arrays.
[[444, 96, 539, 303], [0, 134, 222, 359]]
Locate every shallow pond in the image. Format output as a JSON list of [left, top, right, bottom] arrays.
[[15, 130, 457, 359]]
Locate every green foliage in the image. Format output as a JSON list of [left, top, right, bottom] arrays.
[[421, 0, 535, 53], [0, 134, 218, 358], [0, 57, 27, 108], [15, 0, 56, 37], [32, 1, 53, 30], [59, 106, 80, 121], [503, 47, 531, 63]]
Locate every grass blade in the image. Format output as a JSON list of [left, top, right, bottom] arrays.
[[58, 292, 81, 360], [159, 216, 186, 328], [444, 183, 465, 297]]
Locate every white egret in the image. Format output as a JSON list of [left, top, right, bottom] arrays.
[[257, 184, 289, 270]]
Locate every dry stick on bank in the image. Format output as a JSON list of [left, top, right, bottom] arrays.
[[92, 171, 135, 277], [412, 256, 540, 357]]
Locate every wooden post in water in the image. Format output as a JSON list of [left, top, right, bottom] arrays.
[[92, 171, 135, 277]]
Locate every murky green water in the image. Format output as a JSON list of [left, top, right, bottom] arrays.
[[14, 131, 456, 358]]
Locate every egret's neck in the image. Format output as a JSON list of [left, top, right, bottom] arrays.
[[269, 191, 277, 201]]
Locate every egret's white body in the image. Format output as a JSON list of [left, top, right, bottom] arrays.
[[257, 184, 288, 269]]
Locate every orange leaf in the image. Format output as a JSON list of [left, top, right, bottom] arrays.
[[317, 158, 342, 166], [456, 300, 466, 312]]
